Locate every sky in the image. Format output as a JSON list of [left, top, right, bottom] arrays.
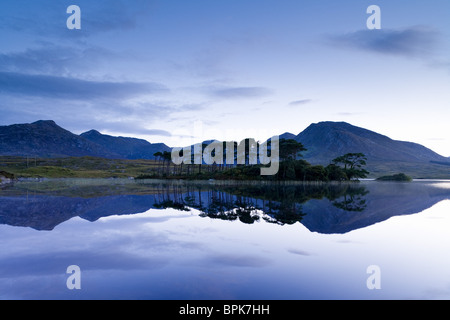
[[0, 0, 449, 156]]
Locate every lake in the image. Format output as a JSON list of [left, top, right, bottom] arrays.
[[1, 178, 450, 300]]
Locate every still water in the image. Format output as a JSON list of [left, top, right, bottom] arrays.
[[1, 179, 450, 300]]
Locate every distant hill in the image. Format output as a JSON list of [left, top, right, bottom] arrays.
[[0, 120, 117, 158], [279, 132, 297, 140], [0, 120, 170, 160], [80, 130, 171, 160], [290, 121, 450, 178], [294, 121, 448, 164]]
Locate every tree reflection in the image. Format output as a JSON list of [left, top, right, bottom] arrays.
[[153, 182, 369, 226], [332, 197, 366, 212], [331, 186, 369, 212], [4, 179, 450, 233]]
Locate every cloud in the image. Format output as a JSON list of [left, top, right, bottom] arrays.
[[0, 94, 201, 140], [0, 74, 170, 138], [207, 254, 272, 268], [80, 0, 156, 33], [0, 44, 119, 76], [0, 0, 156, 37], [66, 102, 186, 137], [0, 72, 167, 101], [94, 122, 173, 137], [137, 129, 172, 137], [288, 99, 312, 106], [208, 86, 273, 100], [287, 249, 314, 256], [327, 26, 439, 58], [335, 112, 365, 117], [0, 250, 167, 278]]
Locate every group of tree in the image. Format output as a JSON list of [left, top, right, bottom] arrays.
[[244, 139, 369, 182], [144, 139, 369, 182], [376, 173, 412, 182], [152, 151, 172, 176]]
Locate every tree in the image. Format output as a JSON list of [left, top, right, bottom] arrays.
[[304, 165, 328, 181], [162, 151, 172, 175], [153, 152, 163, 175], [326, 164, 348, 181], [153, 152, 162, 162], [278, 139, 307, 179], [332, 153, 369, 180], [279, 139, 307, 162]]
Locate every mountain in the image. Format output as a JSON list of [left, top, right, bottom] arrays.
[[279, 132, 297, 140], [0, 120, 170, 159], [0, 120, 118, 158], [294, 121, 447, 163], [1, 120, 449, 178], [290, 121, 450, 178], [80, 130, 171, 160]]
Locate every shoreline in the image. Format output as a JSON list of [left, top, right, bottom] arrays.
[[6, 176, 450, 186]]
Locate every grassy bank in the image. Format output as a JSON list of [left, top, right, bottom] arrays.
[[0, 156, 159, 179], [1, 156, 449, 180]]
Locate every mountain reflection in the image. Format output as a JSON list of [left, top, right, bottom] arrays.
[[0, 179, 449, 234], [152, 183, 370, 226]]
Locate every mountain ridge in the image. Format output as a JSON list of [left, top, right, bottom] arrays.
[[0, 120, 170, 160], [0, 120, 449, 179], [80, 129, 171, 160], [293, 121, 448, 164], [0, 120, 118, 158]]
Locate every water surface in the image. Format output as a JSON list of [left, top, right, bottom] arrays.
[[1, 179, 450, 299]]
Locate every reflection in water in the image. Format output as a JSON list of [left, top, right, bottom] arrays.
[[331, 186, 369, 212], [153, 183, 370, 226], [1, 179, 449, 234], [2, 179, 450, 300]]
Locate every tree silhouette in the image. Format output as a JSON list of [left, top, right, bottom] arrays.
[[332, 186, 369, 212], [279, 139, 307, 162], [278, 139, 307, 179], [332, 153, 369, 180]]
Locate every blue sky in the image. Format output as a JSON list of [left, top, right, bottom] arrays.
[[1, 0, 450, 156]]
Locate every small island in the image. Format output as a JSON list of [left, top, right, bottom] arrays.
[[376, 173, 413, 182], [0, 170, 15, 184]]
